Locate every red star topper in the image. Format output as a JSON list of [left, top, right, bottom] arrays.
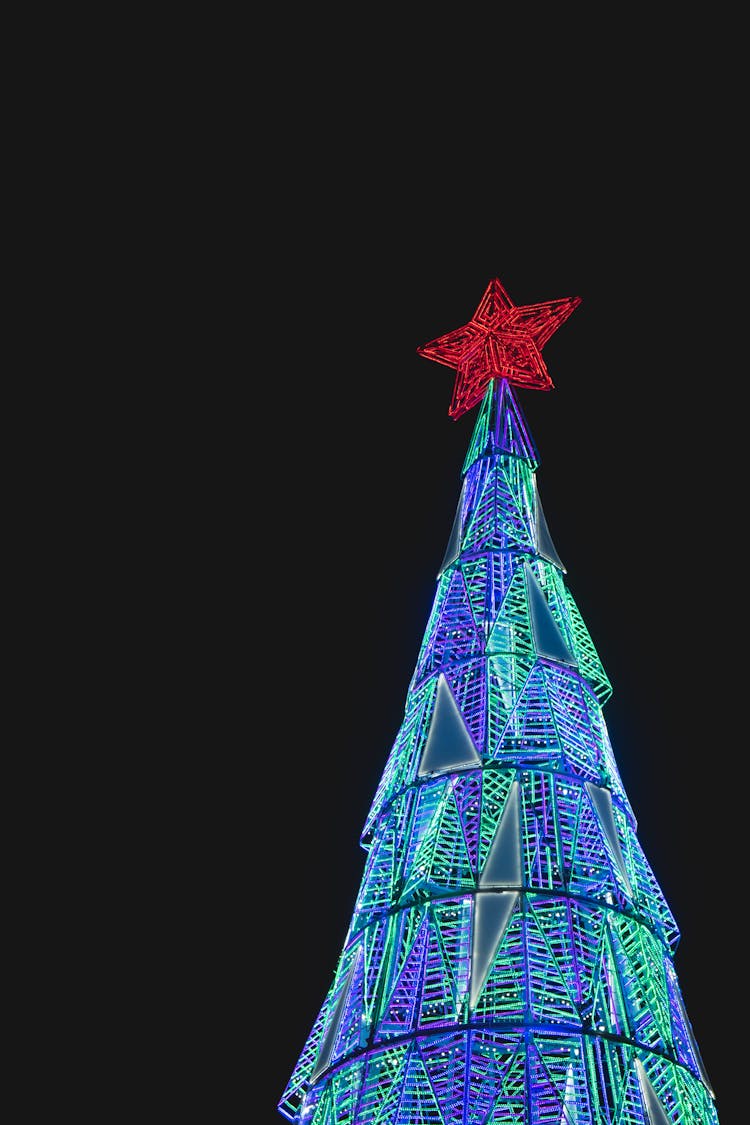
[[417, 277, 582, 418]]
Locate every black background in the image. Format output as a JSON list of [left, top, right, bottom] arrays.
[[212, 38, 744, 1125], [27, 15, 745, 1124]]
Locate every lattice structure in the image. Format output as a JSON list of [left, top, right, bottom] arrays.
[[278, 280, 719, 1125]]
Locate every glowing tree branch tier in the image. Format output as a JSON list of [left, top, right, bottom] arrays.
[[278, 278, 719, 1125]]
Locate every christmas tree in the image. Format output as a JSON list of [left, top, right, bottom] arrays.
[[278, 277, 719, 1125]]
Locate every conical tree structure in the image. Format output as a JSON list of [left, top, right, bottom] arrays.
[[278, 278, 719, 1125]]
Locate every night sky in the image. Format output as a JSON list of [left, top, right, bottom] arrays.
[[247, 62, 740, 1123], [80, 16, 748, 1122]]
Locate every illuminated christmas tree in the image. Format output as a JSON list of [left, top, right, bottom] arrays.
[[278, 277, 719, 1125]]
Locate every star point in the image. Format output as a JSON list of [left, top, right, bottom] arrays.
[[417, 277, 582, 418]]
